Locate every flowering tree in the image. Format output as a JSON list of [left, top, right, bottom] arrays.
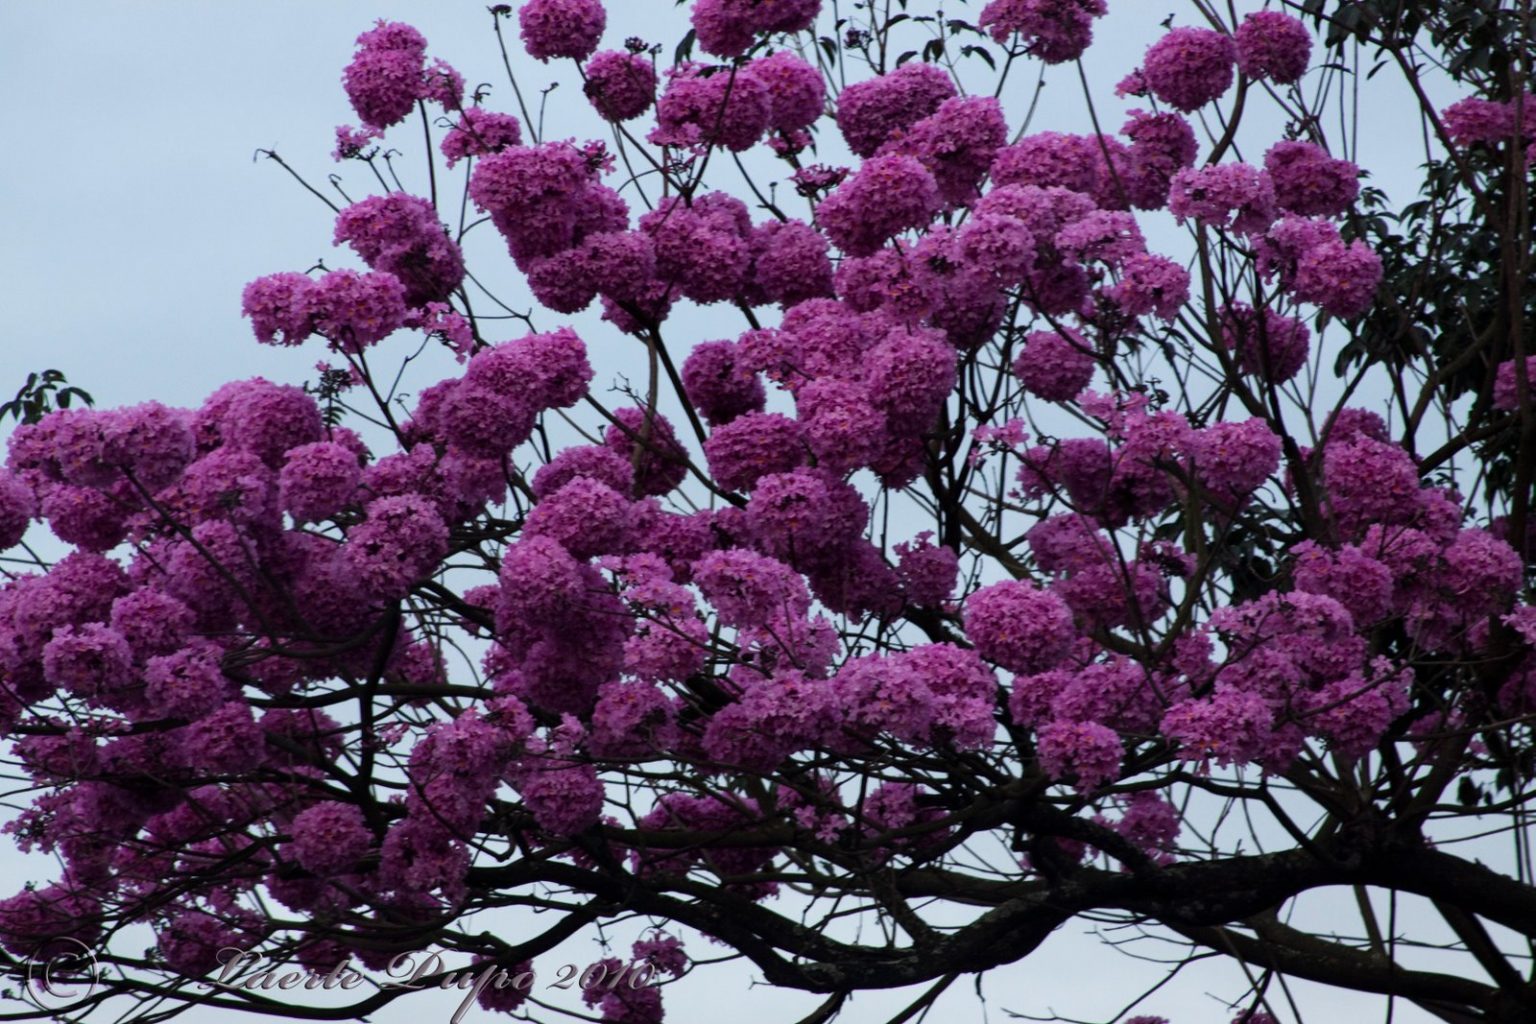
[[2, 2, 1534, 1022]]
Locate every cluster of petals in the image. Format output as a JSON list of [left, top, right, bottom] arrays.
[[690, 0, 820, 58], [518, 0, 606, 62], [342, 20, 464, 130], [1139, 27, 1236, 113], [978, 0, 1107, 63]]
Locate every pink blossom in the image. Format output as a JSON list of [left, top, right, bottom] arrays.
[[378, 818, 470, 897], [42, 623, 133, 705], [468, 141, 612, 264], [990, 132, 1102, 194], [1055, 210, 1146, 268], [1167, 163, 1277, 235], [1264, 140, 1360, 217], [1442, 96, 1517, 147], [1014, 329, 1094, 402], [333, 124, 382, 161], [0, 471, 35, 550], [1293, 238, 1382, 318], [1026, 514, 1112, 574], [817, 155, 943, 256], [172, 449, 276, 532], [531, 445, 635, 500], [859, 782, 951, 857], [1112, 792, 1180, 864], [746, 219, 834, 306], [835, 62, 956, 158], [580, 230, 658, 302], [1494, 356, 1536, 412], [894, 532, 959, 606], [1121, 109, 1197, 208], [518, 0, 606, 62], [882, 96, 1008, 207], [1220, 303, 1311, 383], [584, 50, 657, 121], [650, 63, 771, 152], [835, 246, 935, 321], [175, 701, 266, 774], [524, 478, 636, 559], [704, 413, 809, 493], [745, 467, 868, 569], [864, 326, 956, 423], [440, 107, 523, 167], [1258, 216, 1383, 318], [144, 643, 231, 719], [278, 442, 361, 523], [437, 380, 537, 457], [976, 183, 1096, 244], [681, 339, 766, 425], [1140, 27, 1237, 113], [957, 213, 1038, 283], [691, 0, 820, 57], [979, 0, 1106, 63], [109, 588, 194, 661], [218, 380, 323, 470], [747, 51, 825, 133], [639, 193, 751, 303], [1036, 719, 1122, 791], [623, 606, 708, 687], [467, 327, 593, 411], [0, 885, 103, 959], [312, 269, 409, 351], [965, 579, 1075, 674], [1304, 659, 1411, 758], [795, 377, 885, 474], [1190, 418, 1281, 504], [343, 21, 428, 129], [693, 548, 810, 629], [635, 793, 778, 896], [633, 932, 688, 977], [1162, 686, 1274, 767], [1106, 253, 1190, 319], [40, 485, 127, 552], [474, 957, 534, 1014], [422, 57, 463, 108], [1235, 10, 1312, 84], [1440, 528, 1523, 615], [242, 272, 317, 346], [408, 302, 474, 360], [288, 802, 372, 876], [344, 494, 448, 599], [604, 407, 688, 496]]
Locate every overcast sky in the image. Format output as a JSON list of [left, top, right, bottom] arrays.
[[0, 3, 1478, 1022]]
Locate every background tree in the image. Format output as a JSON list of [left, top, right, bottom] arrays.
[[1, 2, 1533, 1023]]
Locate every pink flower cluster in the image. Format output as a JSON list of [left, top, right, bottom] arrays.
[[518, 0, 606, 61], [1442, 91, 1536, 161], [343, 20, 463, 129], [1139, 27, 1236, 113], [440, 107, 523, 166], [1235, 11, 1312, 84], [979, 0, 1108, 63], [242, 269, 408, 351], [333, 193, 465, 306], [584, 49, 658, 121], [1257, 216, 1383, 318], [690, 0, 820, 58]]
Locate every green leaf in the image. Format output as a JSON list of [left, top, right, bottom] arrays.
[[674, 28, 695, 67]]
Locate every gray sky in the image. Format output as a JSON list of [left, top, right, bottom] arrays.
[[0, 3, 1481, 1022]]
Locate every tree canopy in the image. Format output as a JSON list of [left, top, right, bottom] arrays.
[[1, 2, 1534, 1022]]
